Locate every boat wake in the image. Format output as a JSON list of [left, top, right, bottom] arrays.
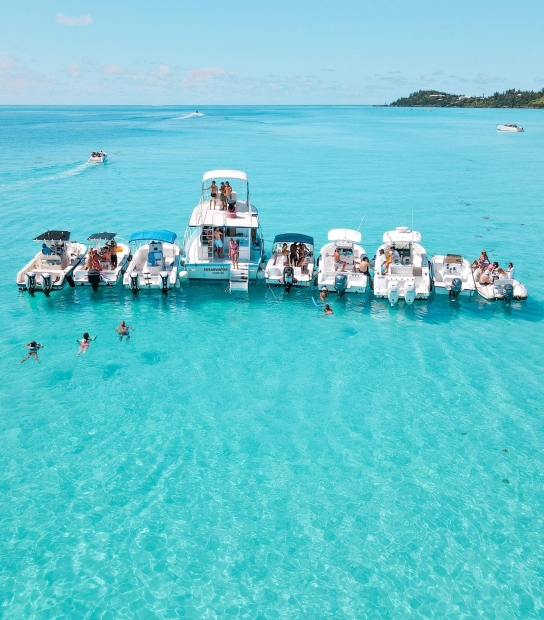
[[173, 112, 205, 120], [0, 162, 92, 192]]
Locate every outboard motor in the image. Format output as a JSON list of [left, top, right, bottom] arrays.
[[41, 273, 52, 297], [449, 277, 462, 300], [503, 283, 514, 304], [129, 271, 139, 295], [88, 269, 101, 291], [334, 273, 348, 297], [387, 280, 399, 306], [25, 271, 36, 296], [283, 266, 295, 292], [404, 280, 416, 305], [66, 274, 75, 288], [159, 271, 169, 295]]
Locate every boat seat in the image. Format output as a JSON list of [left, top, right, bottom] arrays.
[[147, 251, 163, 267]]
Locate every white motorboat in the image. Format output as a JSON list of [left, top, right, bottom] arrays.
[[88, 151, 107, 163], [317, 229, 369, 296], [73, 232, 130, 290], [16, 230, 87, 296], [373, 227, 431, 305], [182, 170, 265, 292], [472, 266, 527, 302], [123, 230, 181, 294], [497, 124, 524, 132], [431, 254, 476, 299], [265, 234, 315, 292]]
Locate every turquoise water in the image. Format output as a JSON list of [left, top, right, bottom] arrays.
[[1, 106, 544, 619]]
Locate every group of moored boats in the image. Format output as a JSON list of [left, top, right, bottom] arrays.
[[16, 169, 527, 304]]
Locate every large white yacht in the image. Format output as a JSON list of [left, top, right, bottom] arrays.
[[317, 229, 369, 295], [182, 170, 265, 291], [431, 254, 476, 298], [16, 231, 87, 296], [123, 230, 181, 294], [373, 227, 431, 305], [73, 232, 130, 290], [265, 234, 315, 292]]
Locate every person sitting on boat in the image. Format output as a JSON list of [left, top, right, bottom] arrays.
[[297, 243, 307, 267], [205, 181, 218, 209], [281, 243, 290, 265], [333, 248, 346, 272], [219, 183, 227, 210], [497, 268, 508, 280], [506, 262, 515, 279], [41, 243, 52, 255], [213, 228, 224, 258], [86, 249, 101, 271], [391, 247, 401, 263], [358, 255, 374, 279], [479, 270, 493, 285], [382, 249, 394, 275], [478, 251, 490, 267], [229, 238, 239, 269]]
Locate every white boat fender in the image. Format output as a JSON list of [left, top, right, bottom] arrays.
[[387, 280, 399, 306], [178, 270, 189, 280]]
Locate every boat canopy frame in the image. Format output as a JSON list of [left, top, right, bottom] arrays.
[[129, 230, 177, 244], [87, 232, 117, 241], [34, 230, 71, 242], [273, 233, 314, 246]]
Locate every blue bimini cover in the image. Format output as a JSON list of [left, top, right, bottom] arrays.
[[273, 233, 314, 245], [129, 230, 177, 244]]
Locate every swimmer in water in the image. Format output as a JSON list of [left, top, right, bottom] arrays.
[[319, 304, 333, 317], [19, 341, 43, 364], [115, 320, 134, 341], [319, 287, 329, 302], [76, 332, 96, 356]]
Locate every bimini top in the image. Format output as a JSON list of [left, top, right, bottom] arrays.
[[87, 232, 116, 241], [202, 170, 248, 183], [383, 227, 422, 244], [129, 230, 177, 244], [327, 229, 361, 243], [273, 233, 314, 245], [34, 230, 70, 242]]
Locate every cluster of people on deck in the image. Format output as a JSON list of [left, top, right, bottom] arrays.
[[280, 242, 312, 268], [205, 180, 234, 210], [471, 250, 514, 285], [85, 240, 118, 271], [90, 152, 103, 158], [207, 228, 240, 267], [332, 247, 375, 278]]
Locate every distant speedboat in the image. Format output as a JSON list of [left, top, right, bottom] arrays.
[[89, 151, 107, 163], [16, 231, 87, 296], [497, 124, 524, 132], [265, 234, 315, 292]]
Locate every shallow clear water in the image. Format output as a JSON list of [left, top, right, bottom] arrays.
[[1, 106, 544, 619]]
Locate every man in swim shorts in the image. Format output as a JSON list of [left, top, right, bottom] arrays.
[[19, 341, 43, 363], [115, 321, 134, 341], [333, 248, 346, 272], [214, 228, 224, 259]]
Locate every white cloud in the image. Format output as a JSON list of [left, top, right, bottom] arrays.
[[56, 13, 93, 27], [180, 67, 226, 88], [104, 64, 124, 75], [68, 63, 81, 77]]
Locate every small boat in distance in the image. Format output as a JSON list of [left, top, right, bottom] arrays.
[[373, 227, 431, 306], [16, 231, 87, 296], [317, 229, 369, 296], [123, 230, 182, 294], [497, 124, 524, 132], [73, 232, 130, 290], [431, 254, 476, 299], [265, 234, 315, 292], [88, 151, 107, 163]]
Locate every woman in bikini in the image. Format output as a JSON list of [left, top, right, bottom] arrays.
[[229, 238, 239, 269], [76, 332, 96, 356]]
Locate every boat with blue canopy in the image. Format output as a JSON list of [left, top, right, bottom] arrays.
[[123, 230, 181, 294], [264, 233, 315, 292]]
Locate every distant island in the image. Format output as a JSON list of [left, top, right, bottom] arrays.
[[389, 89, 544, 108]]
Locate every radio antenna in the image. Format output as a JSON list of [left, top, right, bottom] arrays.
[[356, 213, 367, 233]]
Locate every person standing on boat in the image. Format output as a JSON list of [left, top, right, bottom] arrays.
[[374, 249, 386, 275], [213, 228, 224, 259], [109, 241, 118, 269], [229, 238, 239, 269], [358, 255, 374, 289], [205, 181, 218, 209], [219, 183, 227, 210], [289, 242, 298, 266], [19, 341, 43, 364], [506, 262, 515, 279]]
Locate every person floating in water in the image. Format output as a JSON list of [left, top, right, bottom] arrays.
[[76, 332, 96, 356], [319, 287, 329, 302], [115, 320, 134, 341], [19, 341, 43, 364], [320, 304, 333, 317]]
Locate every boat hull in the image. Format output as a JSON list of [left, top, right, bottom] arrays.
[[185, 263, 260, 280]]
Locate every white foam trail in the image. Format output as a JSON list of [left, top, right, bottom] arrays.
[[172, 112, 205, 120], [0, 162, 92, 192]]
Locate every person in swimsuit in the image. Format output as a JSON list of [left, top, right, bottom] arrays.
[[229, 238, 239, 269], [280, 243, 290, 265], [473, 251, 490, 269], [382, 250, 393, 275], [358, 255, 374, 289], [76, 332, 96, 356], [205, 181, 218, 209], [115, 321, 134, 341], [225, 182, 232, 202], [213, 228, 224, 258], [319, 287, 328, 302], [333, 248, 346, 272], [87, 249, 101, 271], [19, 341, 43, 364], [297, 243, 306, 267], [109, 240, 118, 269], [319, 304, 333, 317], [289, 242, 298, 266], [219, 183, 227, 210]]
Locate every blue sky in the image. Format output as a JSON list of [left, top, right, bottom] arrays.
[[1, 0, 543, 104]]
